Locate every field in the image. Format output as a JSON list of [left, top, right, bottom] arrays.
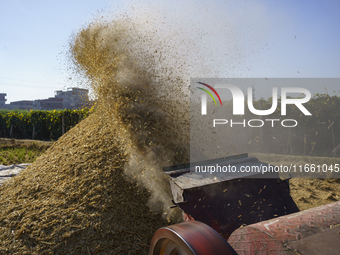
[[254, 153, 340, 211], [0, 138, 53, 165], [1, 139, 338, 212], [0, 135, 339, 254]]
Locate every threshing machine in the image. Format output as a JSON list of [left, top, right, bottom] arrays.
[[149, 154, 340, 255]]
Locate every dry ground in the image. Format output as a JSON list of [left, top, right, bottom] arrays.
[[0, 134, 338, 254], [254, 153, 340, 211]]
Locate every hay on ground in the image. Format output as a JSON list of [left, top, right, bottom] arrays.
[[0, 113, 169, 254]]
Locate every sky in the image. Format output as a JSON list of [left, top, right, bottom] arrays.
[[0, 0, 339, 103]]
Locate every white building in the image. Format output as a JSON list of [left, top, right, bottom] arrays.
[[54, 88, 89, 109], [0, 87, 89, 110]]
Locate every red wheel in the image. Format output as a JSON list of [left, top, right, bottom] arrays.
[[149, 221, 237, 255]]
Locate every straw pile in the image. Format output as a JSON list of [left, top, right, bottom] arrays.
[[0, 14, 191, 254], [254, 153, 340, 211], [0, 113, 171, 254]]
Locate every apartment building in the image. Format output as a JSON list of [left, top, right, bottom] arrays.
[[0, 93, 6, 108], [0, 87, 89, 110], [54, 88, 89, 110]]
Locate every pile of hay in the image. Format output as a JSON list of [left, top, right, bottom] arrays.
[[254, 153, 340, 211], [0, 113, 169, 254], [290, 178, 340, 211], [1, 13, 191, 254]]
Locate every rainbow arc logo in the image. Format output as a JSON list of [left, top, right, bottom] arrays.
[[196, 82, 223, 106]]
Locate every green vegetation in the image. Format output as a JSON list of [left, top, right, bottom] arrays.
[[0, 108, 93, 141], [0, 138, 52, 165], [248, 93, 340, 156], [203, 92, 340, 157], [0, 147, 40, 165]]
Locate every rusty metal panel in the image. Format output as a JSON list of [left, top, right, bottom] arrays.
[[228, 201, 340, 254], [227, 227, 293, 255], [287, 226, 340, 255], [251, 201, 340, 244]]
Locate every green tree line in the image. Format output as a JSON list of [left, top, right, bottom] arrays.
[[202, 93, 340, 157], [0, 108, 92, 141], [240, 93, 340, 156]]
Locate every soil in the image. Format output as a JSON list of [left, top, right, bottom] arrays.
[[0, 138, 53, 152]]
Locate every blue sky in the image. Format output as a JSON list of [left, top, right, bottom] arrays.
[[1, 0, 339, 103], [0, 0, 122, 102]]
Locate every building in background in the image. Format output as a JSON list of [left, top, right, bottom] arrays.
[[33, 98, 63, 110], [0, 87, 89, 110], [0, 93, 6, 108], [6, 100, 33, 110], [54, 88, 89, 109]]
